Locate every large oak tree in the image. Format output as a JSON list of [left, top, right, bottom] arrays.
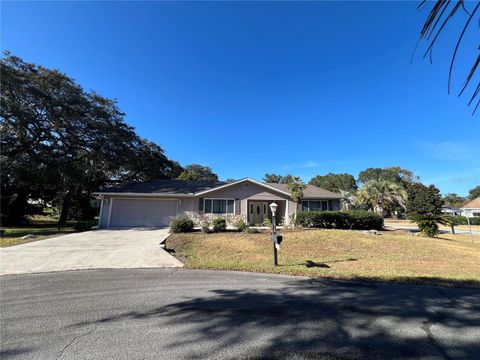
[[468, 185, 480, 200], [1, 54, 182, 225], [177, 164, 219, 182], [309, 173, 357, 193]]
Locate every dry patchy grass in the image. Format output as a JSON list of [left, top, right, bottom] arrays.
[[168, 229, 480, 287]]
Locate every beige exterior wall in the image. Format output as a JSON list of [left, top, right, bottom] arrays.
[[178, 197, 196, 215], [98, 183, 342, 228], [197, 182, 292, 223], [288, 200, 297, 221]]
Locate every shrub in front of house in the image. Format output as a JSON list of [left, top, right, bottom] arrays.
[[345, 210, 384, 230], [233, 217, 247, 232], [212, 217, 227, 232], [451, 215, 467, 225], [451, 215, 480, 226], [469, 217, 480, 225], [189, 213, 245, 228], [295, 210, 383, 230], [201, 220, 211, 233], [261, 218, 272, 228], [73, 221, 96, 232], [170, 216, 194, 233]]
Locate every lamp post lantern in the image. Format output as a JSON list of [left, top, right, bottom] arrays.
[[270, 202, 279, 266]]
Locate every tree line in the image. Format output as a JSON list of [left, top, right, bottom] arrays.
[[2, 53, 478, 226], [263, 169, 480, 217], [0, 54, 218, 226]]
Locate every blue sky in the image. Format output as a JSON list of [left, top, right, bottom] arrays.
[[2, 1, 479, 195]]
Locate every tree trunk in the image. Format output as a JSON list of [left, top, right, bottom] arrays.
[[292, 202, 299, 229], [58, 185, 76, 226], [374, 204, 384, 216], [4, 192, 28, 226]]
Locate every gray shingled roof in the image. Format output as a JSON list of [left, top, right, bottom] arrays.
[[98, 180, 226, 195], [266, 183, 343, 199], [97, 179, 342, 199]]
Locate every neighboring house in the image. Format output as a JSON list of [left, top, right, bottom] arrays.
[[441, 206, 462, 216], [460, 197, 480, 218], [94, 178, 342, 228]]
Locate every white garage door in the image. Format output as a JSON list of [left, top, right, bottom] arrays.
[[109, 199, 177, 227]]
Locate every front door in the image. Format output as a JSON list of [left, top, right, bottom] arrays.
[[249, 202, 268, 225]]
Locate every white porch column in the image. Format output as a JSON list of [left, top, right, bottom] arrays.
[[107, 198, 114, 228], [97, 197, 104, 228], [285, 199, 290, 225]]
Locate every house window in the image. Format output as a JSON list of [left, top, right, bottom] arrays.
[[301, 200, 329, 212], [204, 199, 235, 214]]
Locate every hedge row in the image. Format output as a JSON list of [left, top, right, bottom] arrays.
[[451, 215, 480, 226], [295, 210, 384, 230], [170, 216, 230, 233]]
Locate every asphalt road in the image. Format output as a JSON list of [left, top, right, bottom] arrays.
[[385, 225, 480, 236], [1, 269, 479, 360]]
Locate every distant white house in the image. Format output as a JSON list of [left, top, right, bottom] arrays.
[[441, 206, 462, 216], [460, 197, 480, 217]]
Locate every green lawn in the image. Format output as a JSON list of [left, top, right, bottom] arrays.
[[168, 229, 480, 287]]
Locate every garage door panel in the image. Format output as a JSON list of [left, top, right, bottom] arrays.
[[109, 199, 177, 227]]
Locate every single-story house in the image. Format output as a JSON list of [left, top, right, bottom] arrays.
[[460, 197, 480, 218], [94, 177, 343, 228], [441, 206, 462, 216]]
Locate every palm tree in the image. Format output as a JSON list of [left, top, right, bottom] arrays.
[[357, 179, 407, 216], [286, 176, 306, 227], [340, 190, 357, 210], [409, 214, 452, 237]]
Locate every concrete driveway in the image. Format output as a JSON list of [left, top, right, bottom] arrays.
[[0, 228, 183, 276]]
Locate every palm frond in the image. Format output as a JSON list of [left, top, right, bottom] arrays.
[[418, 0, 480, 114]]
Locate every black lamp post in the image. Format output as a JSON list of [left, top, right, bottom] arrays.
[[270, 202, 278, 266]]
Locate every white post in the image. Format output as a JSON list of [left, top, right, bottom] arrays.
[[97, 197, 104, 228], [285, 200, 289, 226], [107, 198, 114, 228], [465, 210, 473, 242]]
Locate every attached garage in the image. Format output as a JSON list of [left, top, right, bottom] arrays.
[[108, 198, 178, 227], [96, 179, 343, 229]]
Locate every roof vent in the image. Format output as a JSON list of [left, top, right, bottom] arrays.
[[243, 182, 251, 189]]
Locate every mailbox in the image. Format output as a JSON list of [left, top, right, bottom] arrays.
[[276, 235, 283, 245], [271, 234, 283, 245]]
